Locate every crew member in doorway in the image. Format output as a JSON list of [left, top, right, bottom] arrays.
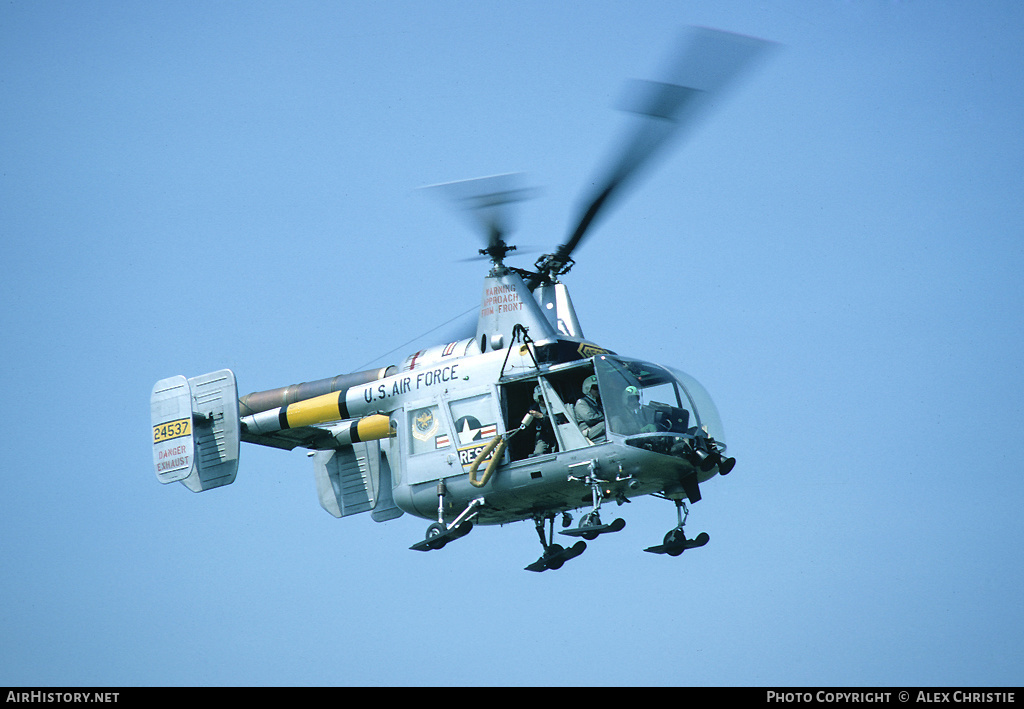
[[527, 386, 558, 457], [574, 375, 606, 443]]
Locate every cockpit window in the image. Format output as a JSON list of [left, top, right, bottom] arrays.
[[593, 356, 716, 440], [664, 365, 726, 442]]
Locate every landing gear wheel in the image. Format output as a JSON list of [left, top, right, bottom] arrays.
[[580, 512, 601, 539], [410, 500, 483, 552], [644, 527, 709, 556], [426, 522, 447, 550], [664, 528, 686, 556], [545, 544, 565, 570], [526, 516, 589, 571]]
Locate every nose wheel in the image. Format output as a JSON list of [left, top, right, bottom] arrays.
[[646, 528, 710, 556], [559, 511, 626, 540]]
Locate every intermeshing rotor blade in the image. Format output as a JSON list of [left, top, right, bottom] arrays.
[[420, 173, 538, 260], [551, 27, 776, 271]]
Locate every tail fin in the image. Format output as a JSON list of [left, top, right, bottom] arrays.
[[150, 369, 240, 492]]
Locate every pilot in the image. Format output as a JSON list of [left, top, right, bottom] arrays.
[[612, 385, 655, 435], [526, 386, 558, 457], [574, 375, 606, 443]]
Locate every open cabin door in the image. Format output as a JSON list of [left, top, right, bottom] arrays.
[[499, 363, 599, 464]]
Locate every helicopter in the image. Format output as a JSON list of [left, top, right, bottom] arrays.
[[150, 27, 773, 571]]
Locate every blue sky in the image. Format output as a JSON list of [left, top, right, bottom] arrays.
[[2, 0, 1022, 687]]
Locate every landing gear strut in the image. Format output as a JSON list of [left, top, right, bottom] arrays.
[[561, 461, 626, 541], [410, 482, 483, 552], [644, 499, 709, 556], [525, 515, 587, 572]]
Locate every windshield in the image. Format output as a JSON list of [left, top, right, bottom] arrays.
[[593, 356, 725, 444], [665, 365, 725, 443]]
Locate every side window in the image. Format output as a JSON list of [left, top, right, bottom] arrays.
[[447, 393, 504, 470], [408, 405, 450, 455], [449, 393, 499, 460]]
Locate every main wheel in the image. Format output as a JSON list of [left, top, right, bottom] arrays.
[[426, 522, 447, 549], [545, 544, 565, 570]]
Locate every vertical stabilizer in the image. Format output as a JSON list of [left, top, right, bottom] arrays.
[[533, 282, 585, 339], [150, 369, 240, 492]]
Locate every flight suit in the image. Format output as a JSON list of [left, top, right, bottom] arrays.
[[574, 394, 606, 443]]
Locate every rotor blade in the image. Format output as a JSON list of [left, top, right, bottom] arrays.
[[555, 27, 776, 265], [420, 173, 539, 258]]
